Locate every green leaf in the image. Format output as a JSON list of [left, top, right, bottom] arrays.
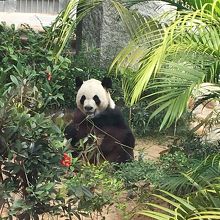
[[10, 75, 19, 86]]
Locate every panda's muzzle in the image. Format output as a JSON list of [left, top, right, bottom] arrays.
[[84, 106, 93, 111], [84, 105, 95, 117]]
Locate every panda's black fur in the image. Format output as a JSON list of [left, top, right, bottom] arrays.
[[64, 77, 135, 164]]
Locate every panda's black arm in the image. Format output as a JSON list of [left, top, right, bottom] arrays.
[[92, 107, 128, 129], [64, 123, 80, 146], [64, 108, 89, 146]]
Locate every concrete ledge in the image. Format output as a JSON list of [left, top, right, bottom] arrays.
[[0, 12, 57, 30]]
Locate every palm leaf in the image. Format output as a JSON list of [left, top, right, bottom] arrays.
[[162, 155, 220, 188], [111, 0, 220, 129], [139, 189, 220, 219], [46, 0, 102, 62], [159, 155, 220, 210], [143, 57, 206, 129]]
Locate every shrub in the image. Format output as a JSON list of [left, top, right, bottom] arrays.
[[168, 132, 220, 159], [0, 24, 124, 219], [115, 159, 165, 188], [65, 162, 123, 214], [159, 151, 191, 174]]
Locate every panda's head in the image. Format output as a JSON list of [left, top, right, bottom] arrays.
[[75, 77, 116, 117]]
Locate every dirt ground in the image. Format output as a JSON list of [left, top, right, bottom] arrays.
[[134, 135, 174, 160]]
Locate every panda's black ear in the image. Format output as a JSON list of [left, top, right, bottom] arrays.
[[75, 77, 83, 89], [102, 77, 112, 89]]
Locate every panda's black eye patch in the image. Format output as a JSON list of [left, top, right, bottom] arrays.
[[93, 95, 101, 105], [80, 95, 86, 105]]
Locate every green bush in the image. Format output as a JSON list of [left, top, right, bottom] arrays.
[[0, 23, 72, 111], [115, 159, 165, 188], [159, 151, 191, 174], [65, 162, 123, 213], [168, 132, 220, 159], [0, 24, 124, 219]]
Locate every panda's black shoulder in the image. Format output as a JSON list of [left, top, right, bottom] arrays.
[[92, 107, 128, 129]]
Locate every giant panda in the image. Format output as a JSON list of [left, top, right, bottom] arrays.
[[64, 77, 135, 164]]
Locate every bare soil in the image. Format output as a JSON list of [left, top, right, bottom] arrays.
[[134, 135, 174, 160]]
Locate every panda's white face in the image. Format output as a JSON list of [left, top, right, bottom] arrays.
[[76, 79, 115, 117]]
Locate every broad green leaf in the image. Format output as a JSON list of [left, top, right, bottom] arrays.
[[10, 75, 19, 86]]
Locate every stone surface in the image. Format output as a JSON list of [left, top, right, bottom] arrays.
[[189, 83, 220, 143], [130, 1, 176, 27], [80, 4, 103, 62], [190, 102, 220, 143], [79, 0, 176, 67], [99, 0, 130, 67], [80, 0, 129, 67]]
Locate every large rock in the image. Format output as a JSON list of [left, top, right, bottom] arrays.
[[77, 0, 176, 67], [130, 1, 176, 27], [189, 83, 220, 144], [77, 0, 129, 67]]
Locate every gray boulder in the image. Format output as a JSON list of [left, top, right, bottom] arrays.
[[77, 0, 176, 67]]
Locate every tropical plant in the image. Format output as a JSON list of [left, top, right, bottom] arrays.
[[138, 154, 220, 219], [112, 0, 220, 130], [115, 159, 165, 188], [48, 0, 220, 130], [139, 190, 220, 219], [46, 0, 148, 62], [168, 132, 220, 159]]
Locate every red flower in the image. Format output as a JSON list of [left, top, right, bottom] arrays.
[[47, 72, 52, 81], [60, 153, 72, 167]]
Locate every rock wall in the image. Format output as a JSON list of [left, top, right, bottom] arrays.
[[79, 0, 129, 67], [99, 0, 130, 67], [77, 0, 176, 67], [80, 4, 103, 58], [188, 83, 220, 144]]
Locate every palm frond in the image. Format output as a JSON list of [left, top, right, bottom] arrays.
[[111, 0, 220, 129], [46, 0, 102, 62], [144, 57, 207, 129], [139, 189, 220, 219], [162, 154, 220, 188], [159, 154, 220, 210]]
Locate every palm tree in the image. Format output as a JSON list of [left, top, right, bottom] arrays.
[[47, 0, 220, 130], [139, 154, 220, 219], [111, 0, 220, 130]]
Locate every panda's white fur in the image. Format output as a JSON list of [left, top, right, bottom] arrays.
[[76, 79, 115, 117]]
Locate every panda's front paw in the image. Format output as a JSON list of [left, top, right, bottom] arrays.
[[64, 123, 78, 139]]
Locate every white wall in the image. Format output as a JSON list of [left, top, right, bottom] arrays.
[[0, 0, 68, 14]]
